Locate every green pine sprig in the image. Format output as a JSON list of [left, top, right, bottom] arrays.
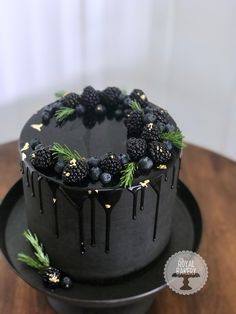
[[17, 229, 50, 271], [54, 107, 76, 124], [120, 162, 138, 188], [51, 143, 82, 161], [160, 130, 186, 149], [130, 100, 143, 112], [54, 90, 67, 98]]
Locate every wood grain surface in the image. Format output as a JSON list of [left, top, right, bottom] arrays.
[[0, 141, 235, 314]]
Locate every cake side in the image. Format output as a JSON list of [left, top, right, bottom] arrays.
[[18, 86, 184, 283]]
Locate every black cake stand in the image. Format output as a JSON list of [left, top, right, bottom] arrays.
[[0, 180, 202, 314]]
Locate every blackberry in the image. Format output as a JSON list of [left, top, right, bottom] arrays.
[[62, 159, 89, 184], [99, 153, 122, 175], [42, 267, 62, 289], [81, 86, 100, 111], [130, 89, 148, 107], [101, 87, 121, 109], [30, 146, 56, 170], [148, 141, 172, 164], [62, 93, 81, 108], [126, 138, 147, 161], [125, 110, 144, 137], [152, 107, 169, 124], [141, 123, 160, 142]]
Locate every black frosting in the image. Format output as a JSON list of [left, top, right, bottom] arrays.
[[19, 95, 181, 283]]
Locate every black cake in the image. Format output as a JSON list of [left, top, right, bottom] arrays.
[[18, 87, 183, 285]]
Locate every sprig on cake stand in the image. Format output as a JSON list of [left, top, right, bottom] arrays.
[[17, 229, 72, 290]]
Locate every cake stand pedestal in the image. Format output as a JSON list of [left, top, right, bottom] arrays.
[[0, 180, 202, 314]]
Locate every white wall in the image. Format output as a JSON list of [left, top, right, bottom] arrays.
[[0, 0, 235, 160]]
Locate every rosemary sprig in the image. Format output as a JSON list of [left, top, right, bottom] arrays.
[[120, 162, 138, 188], [130, 100, 143, 112], [54, 90, 67, 98], [160, 130, 186, 149], [54, 107, 76, 124], [17, 253, 45, 271], [17, 229, 50, 271], [51, 143, 82, 161]]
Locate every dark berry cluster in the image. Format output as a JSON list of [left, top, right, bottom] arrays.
[[29, 86, 180, 187]]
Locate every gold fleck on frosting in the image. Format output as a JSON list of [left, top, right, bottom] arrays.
[[21, 142, 29, 152], [88, 190, 92, 195], [95, 190, 99, 193], [105, 204, 111, 209], [30, 123, 43, 131], [147, 123, 153, 130], [140, 94, 146, 101], [53, 198, 57, 204], [21, 152, 27, 161], [139, 179, 150, 188], [157, 164, 167, 170]]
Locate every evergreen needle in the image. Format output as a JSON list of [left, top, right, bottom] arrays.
[[17, 253, 45, 271], [120, 162, 137, 188], [51, 143, 82, 161], [55, 90, 67, 98], [160, 130, 186, 149], [130, 100, 143, 112], [54, 107, 75, 124], [23, 230, 50, 268]]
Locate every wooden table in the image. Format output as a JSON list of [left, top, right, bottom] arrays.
[[0, 141, 235, 313]]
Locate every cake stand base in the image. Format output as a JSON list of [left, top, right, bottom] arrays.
[[0, 180, 202, 314]]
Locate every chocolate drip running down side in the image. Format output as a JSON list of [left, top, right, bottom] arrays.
[[97, 190, 122, 253], [151, 176, 163, 241], [47, 181, 59, 238], [90, 196, 96, 246], [30, 171, 35, 197], [37, 176, 43, 214]]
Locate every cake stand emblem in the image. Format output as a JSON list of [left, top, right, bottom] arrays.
[[164, 250, 208, 295]]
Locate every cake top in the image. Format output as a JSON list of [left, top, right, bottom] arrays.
[[20, 86, 185, 189]]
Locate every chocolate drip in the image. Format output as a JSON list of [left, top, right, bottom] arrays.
[[151, 177, 162, 241], [140, 188, 145, 211], [30, 171, 35, 197], [48, 181, 59, 238], [20, 161, 24, 174], [78, 205, 85, 255], [90, 197, 96, 246], [128, 186, 142, 219], [97, 190, 122, 252], [60, 188, 88, 254], [165, 173, 168, 181], [26, 167, 30, 187], [171, 164, 176, 189], [37, 176, 43, 214]]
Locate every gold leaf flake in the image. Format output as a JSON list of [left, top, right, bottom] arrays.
[[65, 172, 70, 177], [95, 190, 99, 194], [157, 164, 167, 170], [147, 123, 153, 130], [105, 204, 111, 209], [53, 198, 57, 204], [140, 94, 146, 100], [88, 190, 92, 195], [21, 142, 29, 152], [30, 123, 43, 131], [21, 152, 27, 161], [139, 179, 150, 188]]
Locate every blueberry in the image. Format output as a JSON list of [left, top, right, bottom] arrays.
[[118, 153, 129, 165], [34, 144, 44, 150], [76, 104, 85, 117], [54, 160, 66, 175], [144, 106, 154, 113], [114, 109, 123, 120], [44, 104, 56, 117], [52, 100, 63, 111], [143, 113, 157, 124], [88, 157, 100, 168], [30, 138, 41, 150], [138, 157, 153, 172], [42, 111, 51, 125], [163, 141, 173, 151], [60, 276, 72, 289], [165, 123, 176, 132], [118, 93, 126, 103], [90, 167, 102, 182], [95, 104, 106, 116], [100, 172, 112, 185], [123, 96, 132, 108], [158, 122, 166, 132]]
